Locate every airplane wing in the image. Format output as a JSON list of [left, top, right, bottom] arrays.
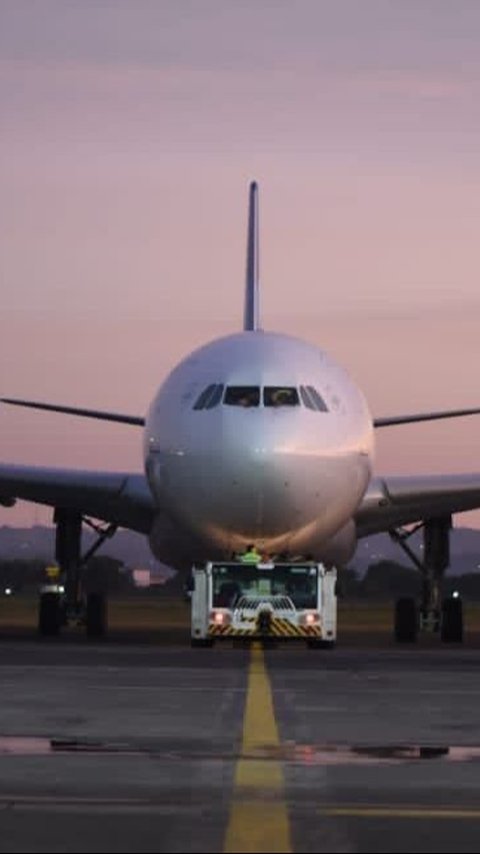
[[0, 464, 155, 533], [373, 407, 480, 428], [356, 474, 480, 537], [0, 398, 145, 426], [4, 398, 480, 430]]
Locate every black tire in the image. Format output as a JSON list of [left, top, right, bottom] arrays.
[[441, 597, 463, 643], [38, 592, 61, 637], [394, 597, 417, 643], [307, 639, 336, 650], [86, 593, 107, 638]]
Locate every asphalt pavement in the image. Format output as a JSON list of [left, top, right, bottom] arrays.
[[2, 634, 480, 852]]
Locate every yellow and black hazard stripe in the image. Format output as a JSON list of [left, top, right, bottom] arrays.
[[207, 618, 322, 638], [267, 617, 322, 637], [208, 624, 255, 636]]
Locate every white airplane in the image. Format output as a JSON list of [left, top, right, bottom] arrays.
[[2, 181, 480, 640]]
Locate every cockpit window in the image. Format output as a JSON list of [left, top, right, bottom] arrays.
[[193, 384, 224, 410], [217, 384, 328, 411], [263, 387, 299, 407], [224, 386, 260, 407], [204, 384, 224, 409], [299, 386, 316, 410], [300, 385, 329, 412], [193, 385, 215, 410], [306, 386, 329, 412]]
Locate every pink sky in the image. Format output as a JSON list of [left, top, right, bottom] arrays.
[[2, 1, 480, 528]]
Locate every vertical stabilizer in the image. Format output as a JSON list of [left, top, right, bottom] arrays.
[[243, 181, 260, 331]]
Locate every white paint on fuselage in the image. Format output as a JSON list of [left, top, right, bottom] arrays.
[[144, 331, 374, 562]]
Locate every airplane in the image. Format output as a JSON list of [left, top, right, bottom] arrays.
[[2, 181, 480, 642]]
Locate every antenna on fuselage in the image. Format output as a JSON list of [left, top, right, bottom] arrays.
[[243, 180, 260, 331]]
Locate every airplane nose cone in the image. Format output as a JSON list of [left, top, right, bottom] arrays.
[[197, 420, 368, 548], [207, 438, 320, 540], [159, 410, 370, 555]]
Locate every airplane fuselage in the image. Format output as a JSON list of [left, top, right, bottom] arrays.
[[3, 179, 480, 612], [144, 330, 374, 566]]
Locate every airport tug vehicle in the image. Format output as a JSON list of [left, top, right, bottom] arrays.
[[190, 560, 337, 647]]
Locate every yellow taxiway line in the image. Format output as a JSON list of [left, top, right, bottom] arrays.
[[224, 643, 292, 853]]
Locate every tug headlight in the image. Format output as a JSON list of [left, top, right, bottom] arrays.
[[300, 611, 320, 626], [210, 610, 231, 626]]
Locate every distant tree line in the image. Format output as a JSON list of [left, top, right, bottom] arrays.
[[0, 557, 134, 594], [341, 560, 480, 600], [3, 557, 480, 600]]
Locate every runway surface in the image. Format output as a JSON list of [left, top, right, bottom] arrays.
[[2, 634, 480, 852]]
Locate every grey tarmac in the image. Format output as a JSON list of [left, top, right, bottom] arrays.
[[1, 636, 480, 852]]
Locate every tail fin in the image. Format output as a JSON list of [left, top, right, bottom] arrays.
[[243, 180, 260, 331]]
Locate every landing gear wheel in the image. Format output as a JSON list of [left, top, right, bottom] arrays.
[[441, 597, 463, 643], [191, 638, 214, 648], [394, 597, 418, 643], [86, 593, 107, 638], [38, 592, 61, 637]]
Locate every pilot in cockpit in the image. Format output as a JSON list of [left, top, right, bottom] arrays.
[[237, 391, 259, 407], [268, 388, 298, 407], [238, 394, 253, 407]]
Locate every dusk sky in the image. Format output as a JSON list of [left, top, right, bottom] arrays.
[[2, 1, 480, 528]]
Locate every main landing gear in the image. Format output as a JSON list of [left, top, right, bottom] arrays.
[[390, 515, 463, 644], [38, 509, 116, 639]]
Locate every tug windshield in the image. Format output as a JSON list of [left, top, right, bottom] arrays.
[[211, 563, 318, 609]]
